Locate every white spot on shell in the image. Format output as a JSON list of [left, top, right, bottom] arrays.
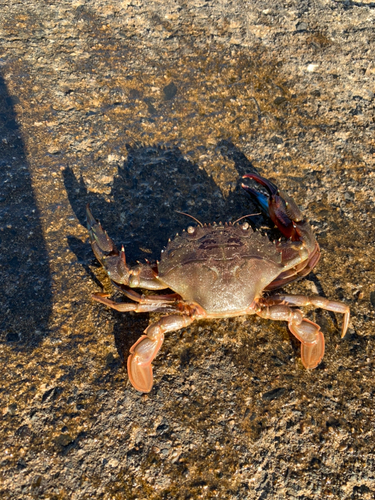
[[187, 226, 195, 234]]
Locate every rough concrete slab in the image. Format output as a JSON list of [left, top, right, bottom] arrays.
[[0, 0, 374, 498]]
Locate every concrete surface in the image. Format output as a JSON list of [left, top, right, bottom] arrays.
[[0, 0, 374, 498]]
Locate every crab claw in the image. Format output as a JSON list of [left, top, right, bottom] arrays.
[[86, 204, 130, 283], [242, 173, 304, 241]]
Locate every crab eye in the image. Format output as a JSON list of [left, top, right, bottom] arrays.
[[187, 226, 195, 234], [242, 222, 249, 230]]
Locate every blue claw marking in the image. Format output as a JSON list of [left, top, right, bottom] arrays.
[[241, 173, 304, 241], [241, 184, 270, 215]]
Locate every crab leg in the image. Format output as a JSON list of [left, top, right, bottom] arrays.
[[86, 204, 167, 290], [272, 294, 350, 338], [112, 283, 182, 303], [128, 315, 194, 393], [255, 303, 325, 369], [91, 293, 180, 313], [265, 244, 320, 290]]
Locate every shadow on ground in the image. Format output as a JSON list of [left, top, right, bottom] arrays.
[[0, 75, 52, 347], [63, 140, 262, 360]]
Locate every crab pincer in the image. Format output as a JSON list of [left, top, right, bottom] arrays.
[[241, 173, 321, 286], [86, 204, 163, 289], [242, 173, 305, 241], [86, 204, 130, 284]]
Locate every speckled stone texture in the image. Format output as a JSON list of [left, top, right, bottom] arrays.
[[0, 0, 374, 498]]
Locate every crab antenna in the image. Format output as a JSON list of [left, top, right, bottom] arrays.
[[175, 211, 204, 227], [233, 213, 261, 225]]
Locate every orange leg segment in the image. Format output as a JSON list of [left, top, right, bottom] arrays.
[[256, 303, 325, 369], [128, 315, 194, 393], [272, 294, 350, 338]]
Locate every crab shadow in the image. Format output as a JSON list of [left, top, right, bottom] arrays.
[[64, 141, 331, 375], [64, 141, 263, 366]]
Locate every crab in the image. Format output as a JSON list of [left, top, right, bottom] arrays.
[[86, 172, 349, 393]]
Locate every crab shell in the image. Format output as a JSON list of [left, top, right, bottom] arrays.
[[158, 223, 283, 316]]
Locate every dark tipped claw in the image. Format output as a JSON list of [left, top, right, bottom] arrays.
[[242, 173, 279, 196], [86, 204, 117, 255], [86, 204, 97, 230], [86, 205, 130, 283], [242, 173, 304, 241]]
